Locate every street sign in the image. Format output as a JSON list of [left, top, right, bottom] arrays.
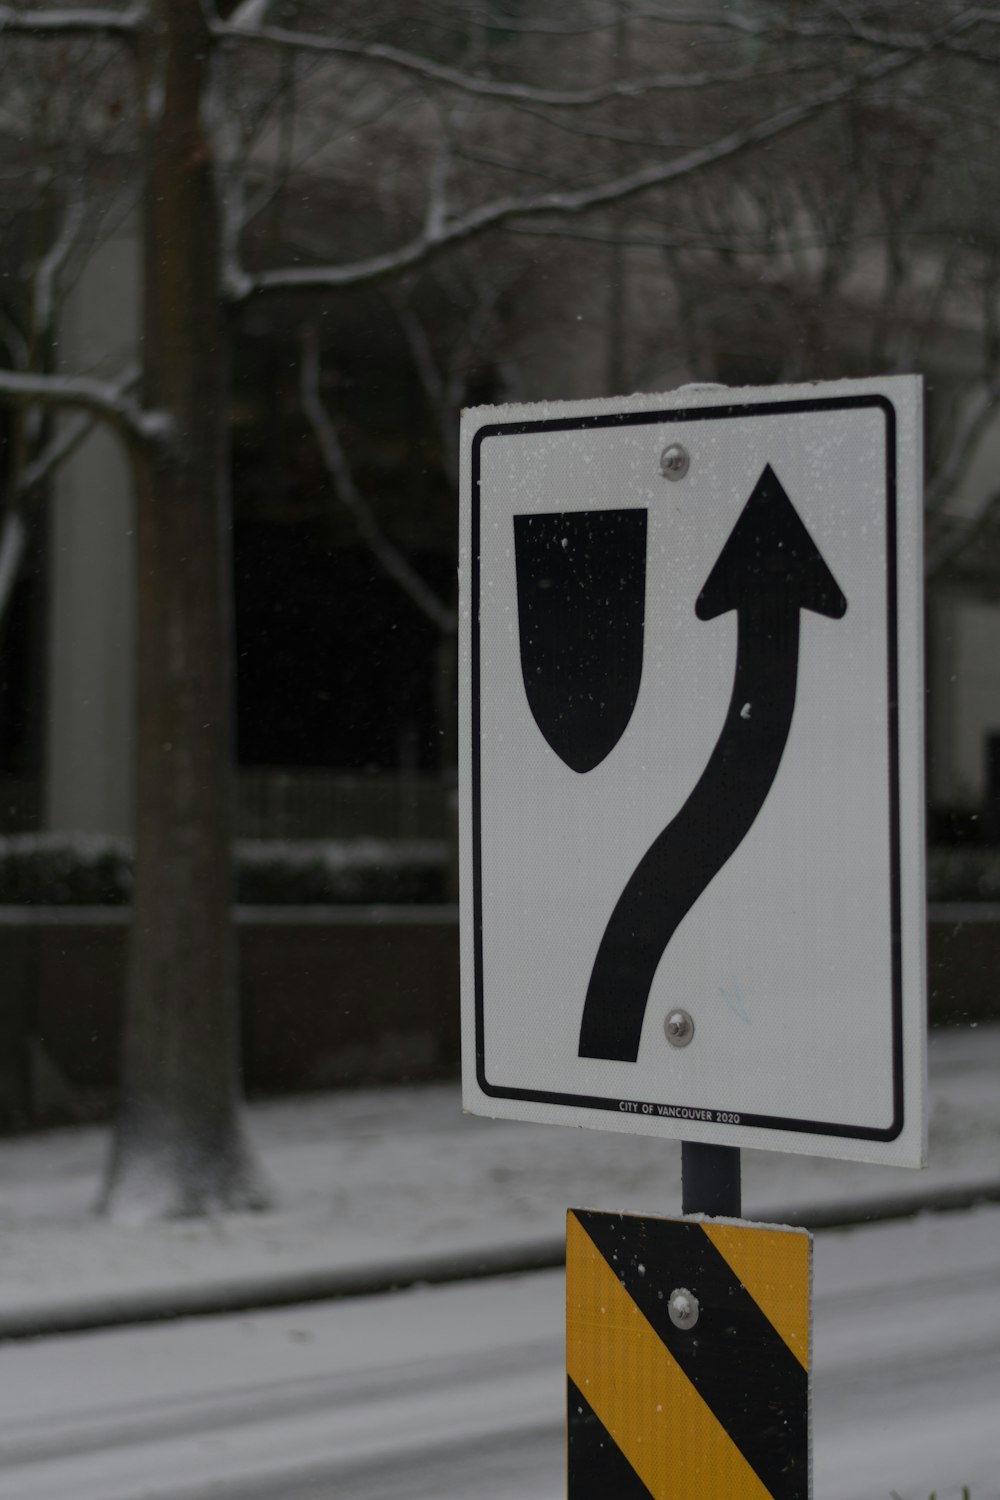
[[567, 1208, 811, 1499], [459, 377, 926, 1167]]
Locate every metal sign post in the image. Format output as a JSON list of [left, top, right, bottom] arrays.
[[682, 1142, 741, 1219], [458, 376, 926, 1500]]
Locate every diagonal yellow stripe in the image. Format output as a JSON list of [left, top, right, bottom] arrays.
[[566, 1213, 773, 1500], [699, 1221, 810, 1369]]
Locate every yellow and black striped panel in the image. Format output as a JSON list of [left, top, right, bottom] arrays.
[[567, 1209, 811, 1500]]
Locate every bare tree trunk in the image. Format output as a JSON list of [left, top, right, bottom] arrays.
[[101, 0, 266, 1219]]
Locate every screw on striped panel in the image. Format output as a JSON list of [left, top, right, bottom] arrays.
[[566, 1208, 811, 1500]]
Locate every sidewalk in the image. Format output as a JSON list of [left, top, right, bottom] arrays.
[[0, 1023, 997, 1338]]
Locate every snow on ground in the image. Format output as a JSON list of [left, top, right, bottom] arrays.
[[0, 1206, 997, 1499], [0, 1023, 996, 1498], [0, 1023, 997, 1332]]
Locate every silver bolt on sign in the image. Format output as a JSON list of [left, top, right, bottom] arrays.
[[665, 1009, 695, 1047], [660, 442, 690, 480], [668, 1287, 700, 1330]]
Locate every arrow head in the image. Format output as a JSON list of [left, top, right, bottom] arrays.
[[695, 464, 847, 622]]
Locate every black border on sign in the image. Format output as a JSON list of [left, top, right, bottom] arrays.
[[470, 395, 903, 1143]]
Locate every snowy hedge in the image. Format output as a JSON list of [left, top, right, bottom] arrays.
[[0, 835, 449, 906], [4, 836, 997, 906]]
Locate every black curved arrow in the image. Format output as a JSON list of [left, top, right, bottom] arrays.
[[578, 463, 847, 1062]]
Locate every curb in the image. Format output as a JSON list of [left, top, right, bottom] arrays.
[[0, 1237, 565, 1343], [3, 1177, 999, 1343]]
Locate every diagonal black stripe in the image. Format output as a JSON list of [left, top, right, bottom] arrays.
[[567, 1375, 654, 1500], [576, 1211, 809, 1500]]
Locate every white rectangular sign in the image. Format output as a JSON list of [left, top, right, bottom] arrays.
[[460, 378, 926, 1167]]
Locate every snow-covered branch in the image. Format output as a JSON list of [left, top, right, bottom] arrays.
[[0, 4, 143, 37], [0, 368, 169, 449], [213, 20, 792, 107], [299, 332, 456, 635], [236, 33, 938, 300], [227, 0, 275, 28], [215, 5, 1000, 106], [0, 411, 97, 629], [415, 4, 760, 38], [0, 364, 144, 624]]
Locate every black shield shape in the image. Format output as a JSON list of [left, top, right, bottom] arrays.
[[513, 508, 647, 773]]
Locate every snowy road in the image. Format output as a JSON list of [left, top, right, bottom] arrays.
[[1, 1205, 998, 1500]]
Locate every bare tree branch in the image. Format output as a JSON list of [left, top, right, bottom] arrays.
[[0, 360, 145, 627], [0, 5, 143, 37], [237, 31, 947, 300], [35, 191, 87, 336], [0, 347, 102, 634], [391, 294, 445, 416], [420, 1, 813, 38], [227, 0, 275, 28], [0, 513, 27, 630], [299, 331, 456, 635], [495, 99, 684, 154], [213, 3, 1000, 106], [0, 310, 29, 372], [0, 367, 168, 448], [392, 294, 454, 486], [213, 18, 813, 107], [220, 78, 420, 293], [423, 107, 454, 244], [416, 2, 760, 39], [11, 407, 101, 501]]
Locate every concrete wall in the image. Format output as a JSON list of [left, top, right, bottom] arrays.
[[0, 907, 462, 1125], [0, 905, 992, 1128]]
